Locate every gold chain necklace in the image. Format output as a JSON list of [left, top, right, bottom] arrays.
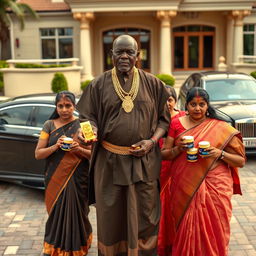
[[111, 67, 140, 113]]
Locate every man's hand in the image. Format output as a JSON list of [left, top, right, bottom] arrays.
[[77, 127, 98, 145], [129, 139, 154, 157]]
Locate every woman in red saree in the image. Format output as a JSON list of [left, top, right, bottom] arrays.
[[158, 88, 245, 256], [35, 91, 92, 256], [159, 85, 186, 187], [158, 86, 185, 256]]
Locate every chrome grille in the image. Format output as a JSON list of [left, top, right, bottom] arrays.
[[235, 122, 256, 137]]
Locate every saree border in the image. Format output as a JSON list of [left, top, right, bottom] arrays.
[[172, 119, 242, 229]]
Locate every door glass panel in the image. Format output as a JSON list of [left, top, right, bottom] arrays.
[[103, 36, 114, 71], [203, 36, 213, 68], [173, 26, 186, 32], [202, 26, 215, 32], [174, 37, 184, 68], [140, 35, 150, 70], [188, 25, 200, 32], [188, 36, 199, 68], [244, 34, 254, 55]]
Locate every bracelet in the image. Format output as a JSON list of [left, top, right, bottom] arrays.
[[150, 136, 158, 144], [51, 145, 57, 153], [220, 150, 225, 160], [149, 138, 156, 146]]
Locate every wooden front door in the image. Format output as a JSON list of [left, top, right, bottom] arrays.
[[173, 25, 215, 71]]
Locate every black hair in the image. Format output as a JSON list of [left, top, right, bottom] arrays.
[[165, 85, 177, 102], [185, 87, 224, 121], [49, 90, 76, 120]]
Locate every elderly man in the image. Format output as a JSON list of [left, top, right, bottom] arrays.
[[77, 34, 170, 256]]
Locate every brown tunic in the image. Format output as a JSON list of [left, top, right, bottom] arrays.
[[77, 69, 170, 187], [77, 69, 170, 256]]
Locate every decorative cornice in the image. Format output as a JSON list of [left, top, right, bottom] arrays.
[[231, 10, 251, 26], [157, 10, 177, 27], [73, 12, 95, 29]]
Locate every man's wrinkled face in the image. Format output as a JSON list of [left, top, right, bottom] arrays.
[[112, 38, 139, 74]]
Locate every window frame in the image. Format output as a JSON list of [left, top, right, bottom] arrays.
[[243, 24, 256, 55], [40, 27, 74, 59]]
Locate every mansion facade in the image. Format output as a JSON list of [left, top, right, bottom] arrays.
[[7, 0, 256, 80]]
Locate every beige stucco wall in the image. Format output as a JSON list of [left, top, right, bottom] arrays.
[[1, 67, 82, 97], [11, 13, 80, 61]]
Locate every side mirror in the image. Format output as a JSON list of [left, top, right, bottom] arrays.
[[0, 118, 8, 125]]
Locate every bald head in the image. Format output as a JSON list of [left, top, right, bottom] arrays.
[[111, 34, 140, 75], [113, 35, 138, 51]]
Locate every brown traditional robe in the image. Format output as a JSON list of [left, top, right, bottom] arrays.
[[77, 69, 170, 256]]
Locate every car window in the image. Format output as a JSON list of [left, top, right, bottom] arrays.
[[205, 79, 256, 101], [0, 106, 33, 126], [35, 106, 55, 127]]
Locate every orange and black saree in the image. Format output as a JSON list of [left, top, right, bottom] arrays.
[[43, 120, 92, 256], [158, 118, 245, 256]]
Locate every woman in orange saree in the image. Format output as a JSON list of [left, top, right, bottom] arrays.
[[35, 91, 92, 256], [159, 88, 245, 256]]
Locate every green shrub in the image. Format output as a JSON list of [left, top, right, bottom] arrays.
[[0, 80, 3, 92], [15, 63, 69, 68], [81, 80, 92, 90], [250, 71, 256, 79], [156, 73, 175, 86], [0, 60, 8, 68], [0, 70, 4, 92], [51, 72, 68, 93]]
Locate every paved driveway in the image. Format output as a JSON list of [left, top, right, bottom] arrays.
[[0, 156, 255, 256]]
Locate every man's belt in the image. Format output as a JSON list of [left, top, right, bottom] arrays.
[[101, 140, 131, 155]]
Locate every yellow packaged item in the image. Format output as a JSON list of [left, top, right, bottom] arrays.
[[80, 121, 96, 141]]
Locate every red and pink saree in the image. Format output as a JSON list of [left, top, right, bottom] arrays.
[[158, 118, 245, 256]]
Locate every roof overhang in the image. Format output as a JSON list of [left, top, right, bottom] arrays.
[[64, 0, 254, 13]]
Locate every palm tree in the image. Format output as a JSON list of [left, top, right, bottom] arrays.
[[0, 0, 38, 59]]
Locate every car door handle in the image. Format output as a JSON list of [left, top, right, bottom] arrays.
[[32, 133, 40, 137]]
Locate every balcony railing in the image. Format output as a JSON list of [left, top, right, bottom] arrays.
[[6, 58, 79, 68], [238, 55, 256, 64]]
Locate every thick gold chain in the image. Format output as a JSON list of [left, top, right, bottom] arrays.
[[111, 67, 139, 102], [111, 67, 140, 113]]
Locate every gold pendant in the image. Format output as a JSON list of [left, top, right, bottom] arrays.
[[122, 96, 134, 113]]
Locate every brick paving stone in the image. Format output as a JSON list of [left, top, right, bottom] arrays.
[[0, 155, 255, 255], [19, 240, 33, 250], [3, 246, 19, 255]]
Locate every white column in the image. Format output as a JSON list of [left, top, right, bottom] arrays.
[[232, 10, 251, 63], [157, 11, 177, 75], [73, 12, 94, 81], [226, 14, 233, 67]]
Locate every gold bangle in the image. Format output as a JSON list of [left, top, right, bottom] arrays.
[[50, 145, 56, 153], [220, 150, 225, 160]]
